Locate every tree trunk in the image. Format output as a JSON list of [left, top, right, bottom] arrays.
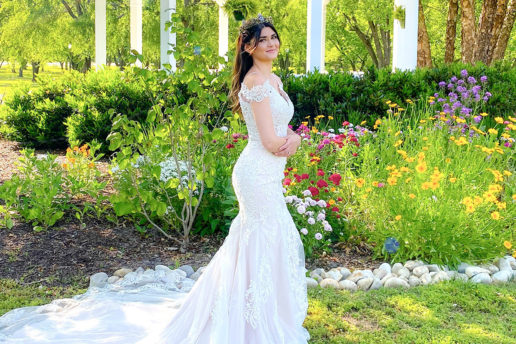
[[31, 61, 40, 82], [445, 0, 459, 63], [460, 0, 476, 64], [492, 0, 516, 62], [417, 1, 432, 67], [474, 0, 497, 63], [368, 21, 385, 67], [487, 0, 509, 64], [11, 62, 16, 73], [59, 61, 64, 70], [81, 56, 92, 73], [18, 66, 24, 78]]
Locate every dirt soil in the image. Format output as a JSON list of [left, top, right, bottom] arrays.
[[0, 139, 383, 289]]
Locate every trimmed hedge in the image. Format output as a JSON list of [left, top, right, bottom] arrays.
[[1, 62, 514, 149]]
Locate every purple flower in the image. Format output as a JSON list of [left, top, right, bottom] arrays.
[[448, 92, 458, 100], [461, 127, 466, 134], [439, 81, 446, 88], [480, 75, 488, 83], [461, 69, 468, 77], [474, 94, 481, 102], [434, 93, 440, 98], [452, 101, 462, 109], [504, 142, 512, 148], [438, 98, 446, 102], [457, 79, 465, 85], [467, 76, 477, 84], [451, 76, 458, 82], [447, 83, 454, 89], [485, 91, 492, 97], [461, 92, 470, 99], [483, 96, 489, 101], [457, 86, 466, 93], [472, 85, 481, 94]]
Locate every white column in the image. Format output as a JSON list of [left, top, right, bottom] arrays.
[[95, 0, 106, 70], [160, 0, 176, 72], [392, 0, 418, 72], [130, 0, 143, 67], [216, 0, 229, 62], [306, 0, 330, 73]]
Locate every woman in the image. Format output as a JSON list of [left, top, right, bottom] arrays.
[[0, 14, 309, 343]]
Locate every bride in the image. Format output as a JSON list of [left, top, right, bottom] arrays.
[[0, 14, 310, 343]]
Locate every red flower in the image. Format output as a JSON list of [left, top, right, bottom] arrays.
[[316, 179, 328, 188], [328, 173, 341, 186], [324, 188, 329, 193], [317, 169, 325, 176], [226, 144, 235, 149], [308, 186, 319, 196], [310, 180, 315, 184], [343, 121, 350, 126], [352, 152, 358, 156], [337, 197, 343, 202], [288, 167, 294, 171], [283, 178, 292, 186], [301, 173, 309, 180], [336, 215, 341, 218], [283, 171, 289, 177], [331, 206, 339, 212], [233, 139, 238, 143]]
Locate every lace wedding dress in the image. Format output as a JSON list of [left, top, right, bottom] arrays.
[[0, 76, 310, 343]]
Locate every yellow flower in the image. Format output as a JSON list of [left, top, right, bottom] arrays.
[[513, 194, 516, 201], [456, 118, 466, 124], [465, 204, 475, 213], [488, 128, 498, 135], [504, 241, 512, 249], [328, 116, 334, 120], [385, 100, 392, 104], [420, 119, 427, 123], [66, 147, 72, 154], [416, 163, 427, 173], [88, 162, 95, 168], [422, 137, 428, 141], [330, 187, 336, 192], [328, 199, 336, 205], [449, 177, 457, 183], [422, 146, 429, 151], [421, 182, 431, 190], [387, 177, 397, 186], [494, 117, 504, 124], [496, 202, 506, 210], [62, 163, 68, 170], [408, 193, 416, 199], [365, 187, 372, 192], [513, 251, 516, 259], [454, 137, 469, 146], [480, 112, 488, 117], [395, 215, 402, 221], [389, 103, 397, 108], [445, 158, 451, 164], [355, 178, 365, 188], [360, 120, 367, 125], [372, 181, 379, 187], [491, 211, 501, 220], [406, 99, 413, 104], [503, 170, 512, 176], [430, 181, 440, 190]]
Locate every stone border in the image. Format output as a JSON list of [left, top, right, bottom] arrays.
[[88, 255, 516, 293]]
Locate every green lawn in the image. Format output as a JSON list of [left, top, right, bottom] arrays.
[[1, 278, 514, 343], [0, 64, 69, 101]]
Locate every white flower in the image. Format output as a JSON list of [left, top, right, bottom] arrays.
[[302, 190, 312, 197], [282, 187, 287, 193], [317, 200, 327, 208], [328, 129, 335, 133], [323, 223, 332, 231], [300, 228, 308, 235], [220, 126, 229, 132], [297, 205, 306, 214], [307, 217, 316, 225], [338, 128, 345, 133], [431, 195, 438, 202], [309, 199, 317, 206], [315, 233, 322, 240], [285, 196, 294, 204], [317, 212, 326, 221], [305, 211, 314, 217], [110, 165, 120, 173]]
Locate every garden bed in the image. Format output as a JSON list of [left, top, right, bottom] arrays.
[[0, 139, 383, 288]]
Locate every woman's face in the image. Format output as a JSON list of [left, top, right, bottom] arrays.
[[246, 26, 280, 62]]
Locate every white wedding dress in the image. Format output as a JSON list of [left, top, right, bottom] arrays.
[[0, 76, 310, 343]]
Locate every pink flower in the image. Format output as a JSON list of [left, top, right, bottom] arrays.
[[317, 169, 325, 176], [316, 179, 328, 188], [308, 186, 319, 196], [301, 173, 309, 180], [331, 206, 339, 212], [283, 178, 292, 186], [226, 144, 234, 149], [343, 121, 350, 126], [377, 183, 385, 188], [328, 173, 341, 186]]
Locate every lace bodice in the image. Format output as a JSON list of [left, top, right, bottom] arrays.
[[238, 77, 294, 143]]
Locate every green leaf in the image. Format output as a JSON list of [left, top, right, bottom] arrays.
[[113, 201, 135, 216]]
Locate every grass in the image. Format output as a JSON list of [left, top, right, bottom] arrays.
[[0, 64, 69, 101], [1, 278, 514, 343]]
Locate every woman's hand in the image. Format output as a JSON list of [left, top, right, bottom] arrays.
[[273, 134, 301, 157]]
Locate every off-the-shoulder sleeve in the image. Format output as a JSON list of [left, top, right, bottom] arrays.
[[239, 81, 273, 103]]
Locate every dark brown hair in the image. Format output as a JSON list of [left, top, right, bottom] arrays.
[[229, 21, 281, 120]]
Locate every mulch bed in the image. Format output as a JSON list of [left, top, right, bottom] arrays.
[[0, 139, 383, 288]]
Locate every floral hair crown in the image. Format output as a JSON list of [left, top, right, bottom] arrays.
[[239, 14, 274, 34]]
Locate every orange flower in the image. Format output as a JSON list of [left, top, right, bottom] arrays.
[[62, 163, 68, 170], [88, 162, 95, 168], [504, 241, 512, 249]]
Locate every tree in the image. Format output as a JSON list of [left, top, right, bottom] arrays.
[[444, 0, 459, 63], [418, 1, 432, 67]]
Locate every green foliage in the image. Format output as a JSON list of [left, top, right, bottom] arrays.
[[282, 62, 516, 127], [0, 144, 107, 231], [107, 13, 232, 249]]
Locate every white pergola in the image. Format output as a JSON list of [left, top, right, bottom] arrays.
[[94, 0, 418, 73]]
